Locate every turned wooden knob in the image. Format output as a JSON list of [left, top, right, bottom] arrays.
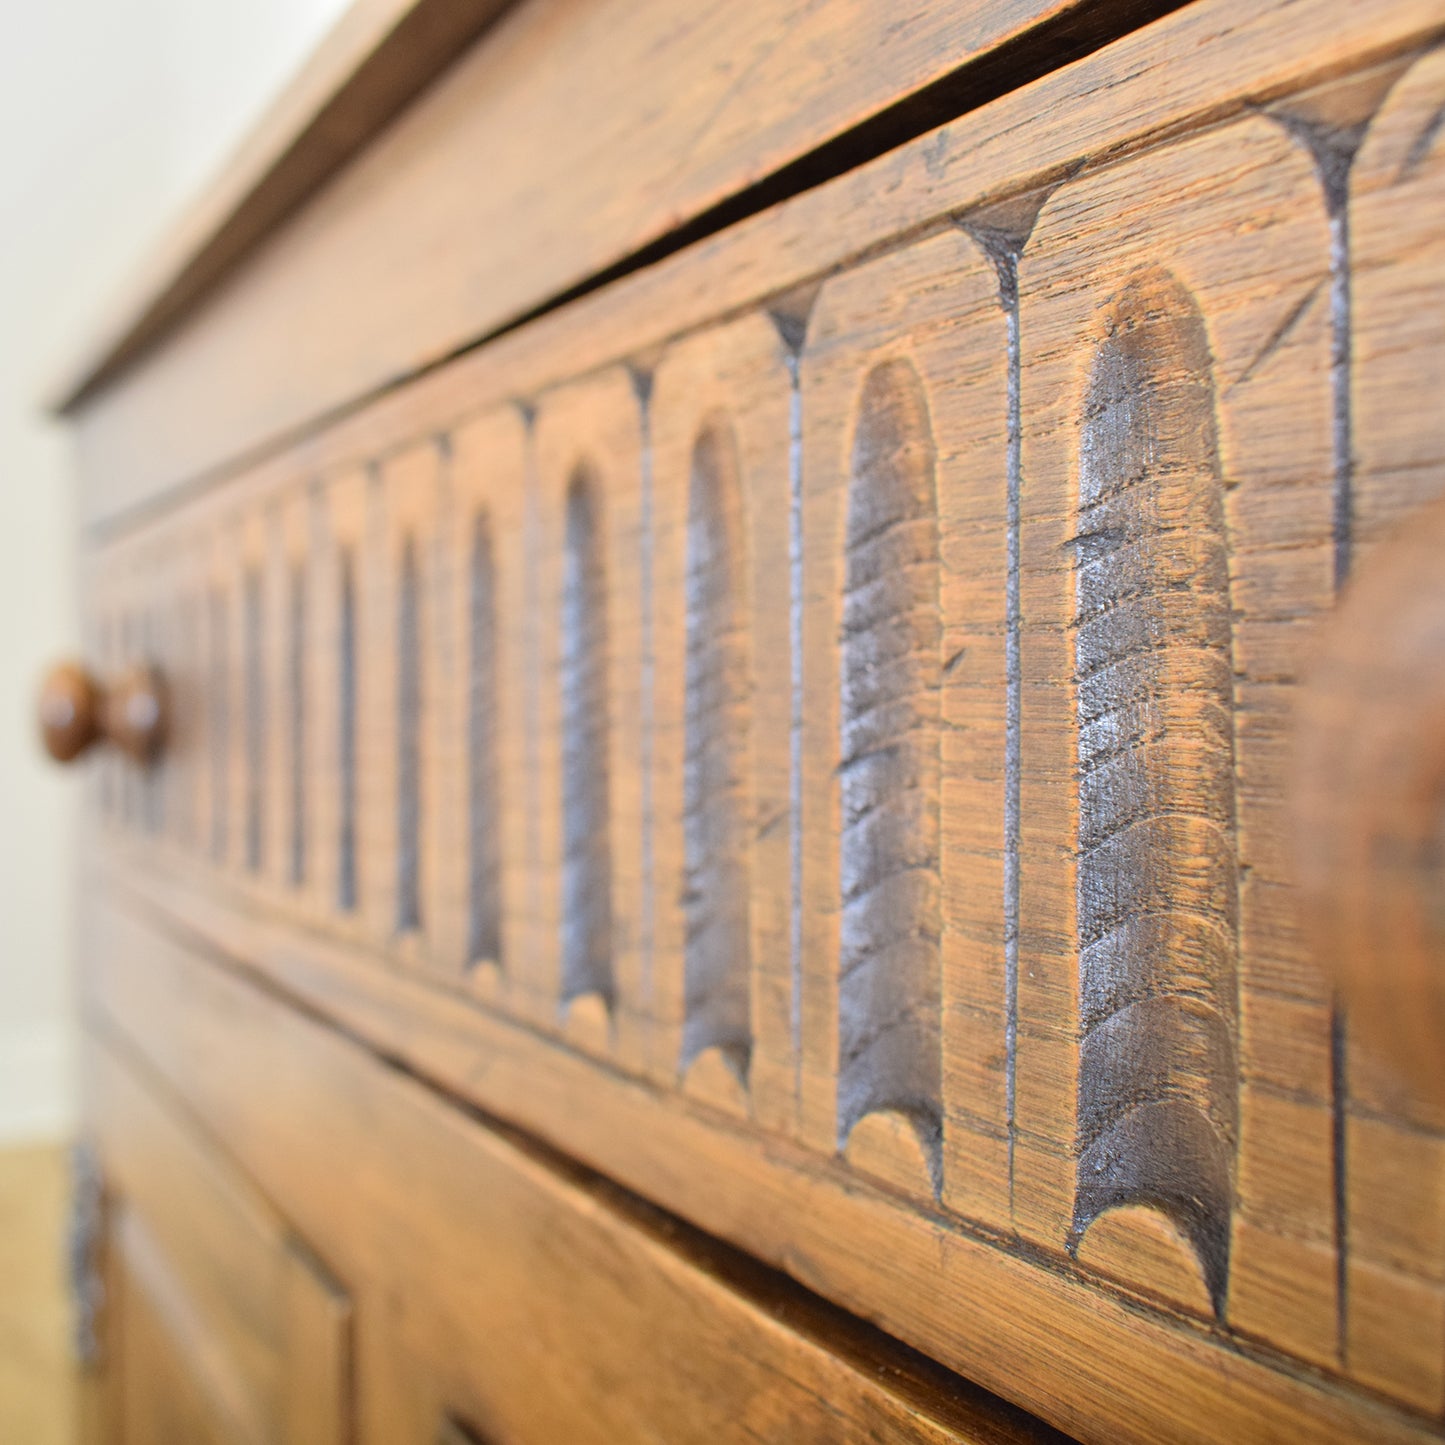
[[37, 662, 168, 766], [1294, 493, 1445, 1110]]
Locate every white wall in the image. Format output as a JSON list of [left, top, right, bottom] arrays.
[[0, 0, 350, 1144]]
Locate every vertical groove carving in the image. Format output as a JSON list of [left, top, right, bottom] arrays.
[[243, 568, 264, 872], [560, 466, 613, 1009], [681, 420, 753, 1082], [837, 361, 942, 1177], [468, 512, 501, 966], [208, 590, 228, 862], [142, 611, 164, 834], [337, 550, 357, 912], [1071, 267, 1240, 1315], [397, 536, 422, 933], [635, 370, 658, 1017], [121, 612, 137, 829], [289, 563, 306, 887]]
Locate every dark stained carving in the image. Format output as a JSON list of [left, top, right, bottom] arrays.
[[140, 611, 165, 834], [243, 568, 264, 872], [208, 589, 228, 862], [837, 360, 942, 1182], [468, 511, 502, 967], [560, 465, 613, 1009], [337, 549, 357, 912], [288, 563, 306, 887], [964, 189, 1052, 1214], [1071, 266, 1240, 1316], [681, 419, 753, 1083], [397, 535, 422, 933]]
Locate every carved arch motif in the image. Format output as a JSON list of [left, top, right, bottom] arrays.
[[560, 463, 614, 1009], [837, 359, 943, 1181], [681, 417, 754, 1083], [1070, 266, 1241, 1316]]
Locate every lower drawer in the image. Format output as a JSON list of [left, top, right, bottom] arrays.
[[81, 891, 1051, 1445]]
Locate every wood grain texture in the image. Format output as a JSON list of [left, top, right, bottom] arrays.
[[82, 1035, 355, 1445], [837, 360, 943, 1180], [1068, 270, 1239, 1318], [437, 407, 529, 988], [679, 420, 753, 1087], [1298, 480, 1445, 1398], [70, 0, 1445, 1439], [68, 0, 1445, 528], [112, 1228, 240, 1445], [1315, 44, 1445, 1414], [649, 314, 793, 1113], [84, 898, 1061, 1445], [463, 509, 500, 969], [48, 0, 516, 411], [86, 1042, 287, 1445], [1015, 112, 1340, 1353], [61, 0, 1188, 518], [532, 372, 645, 1065], [91, 875, 1445, 1444], [559, 466, 613, 1012]]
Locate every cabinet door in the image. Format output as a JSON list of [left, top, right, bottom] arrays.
[[80, 1038, 351, 1445]]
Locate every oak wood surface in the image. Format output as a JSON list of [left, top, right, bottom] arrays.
[[77, 4, 1445, 1436], [60, 0, 1176, 522], [83, 896, 1058, 1445], [82, 1026, 353, 1445], [45, 0, 514, 413], [67, 0, 1445, 1438], [98, 856, 1445, 1445], [111, 1226, 241, 1445], [72, 0, 1445, 532]]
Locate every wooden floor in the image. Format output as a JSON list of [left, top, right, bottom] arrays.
[[0, 1143, 78, 1445]]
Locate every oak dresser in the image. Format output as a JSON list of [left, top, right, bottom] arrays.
[[43, 0, 1445, 1440]]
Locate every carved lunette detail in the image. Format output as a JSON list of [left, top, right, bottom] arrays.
[[1071, 267, 1240, 1314], [560, 464, 614, 1009], [837, 360, 942, 1176], [681, 420, 753, 1082]]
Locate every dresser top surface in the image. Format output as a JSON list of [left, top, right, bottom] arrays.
[[48, 0, 509, 414]]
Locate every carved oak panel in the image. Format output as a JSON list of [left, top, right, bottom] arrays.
[[84, 18, 1445, 1443]]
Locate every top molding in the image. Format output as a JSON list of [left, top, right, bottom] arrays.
[[53, 0, 1180, 492], [50, 0, 513, 412]]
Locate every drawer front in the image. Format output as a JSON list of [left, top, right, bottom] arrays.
[[84, 895, 1048, 1445], [82, 2, 1445, 1440]]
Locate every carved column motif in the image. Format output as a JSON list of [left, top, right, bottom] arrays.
[[1069, 269, 1240, 1317]]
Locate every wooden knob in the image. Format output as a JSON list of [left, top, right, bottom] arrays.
[[1293, 492, 1445, 1110], [37, 662, 168, 767]]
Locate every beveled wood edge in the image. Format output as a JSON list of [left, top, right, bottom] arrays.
[[47, 0, 515, 414], [49, 0, 1171, 428], [83, 929, 1064, 1445], [94, 852, 1445, 1445], [76, 0, 1445, 537]]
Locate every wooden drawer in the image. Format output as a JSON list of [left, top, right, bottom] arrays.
[[83, 893, 1049, 1445], [64, 0, 1445, 1440], [79, 1010, 352, 1445]]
